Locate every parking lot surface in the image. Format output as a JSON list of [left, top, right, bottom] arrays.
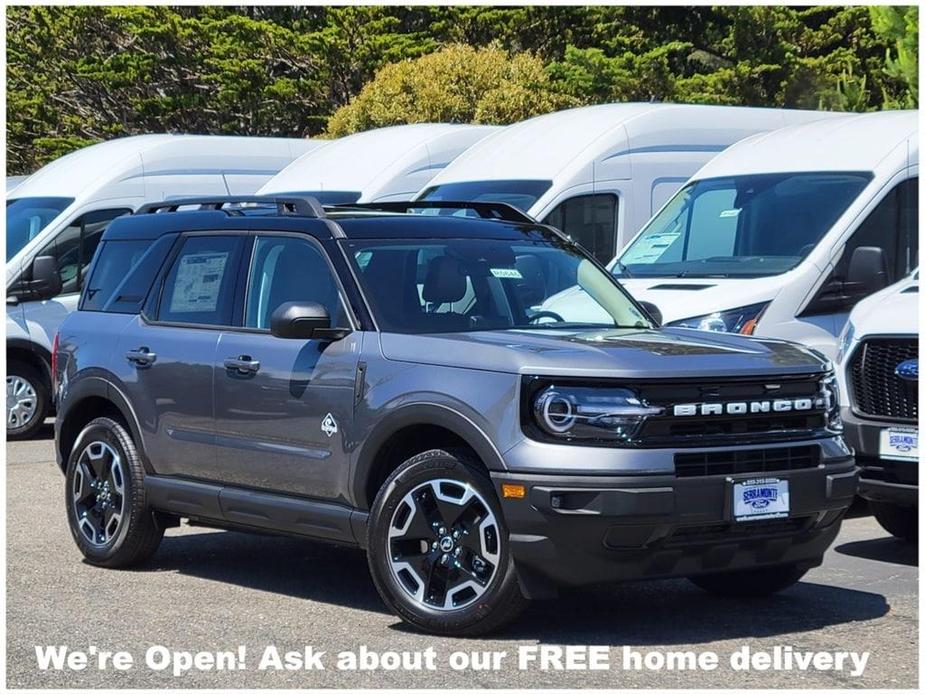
[[6, 425, 919, 689]]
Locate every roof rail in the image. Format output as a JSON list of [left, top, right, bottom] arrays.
[[136, 195, 325, 218], [335, 200, 536, 224]]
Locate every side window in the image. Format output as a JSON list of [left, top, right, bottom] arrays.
[[157, 235, 244, 326], [543, 194, 618, 264], [244, 236, 347, 330], [82, 235, 177, 314], [33, 208, 131, 296]]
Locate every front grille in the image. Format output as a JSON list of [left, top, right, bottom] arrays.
[[635, 374, 828, 447], [849, 338, 918, 420], [665, 516, 812, 546], [674, 445, 820, 478]]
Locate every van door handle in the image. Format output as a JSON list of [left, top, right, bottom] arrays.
[[126, 347, 156, 367], [224, 356, 260, 375]]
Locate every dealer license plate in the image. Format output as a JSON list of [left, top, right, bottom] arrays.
[[733, 478, 790, 522], [879, 426, 918, 461]]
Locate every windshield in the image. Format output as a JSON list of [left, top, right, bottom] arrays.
[[347, 235, 649, 334], [616, 172, 872, 278], [419, 180, 551, 212], [6, 197, 73, 261]]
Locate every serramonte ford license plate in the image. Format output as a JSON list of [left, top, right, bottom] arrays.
[[733, 478, 790, 522]]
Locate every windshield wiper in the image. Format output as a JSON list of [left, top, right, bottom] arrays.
[[614, 260, 633, 278]]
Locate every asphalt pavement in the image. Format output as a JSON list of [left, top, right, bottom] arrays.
[[6, 423, 919, 688]]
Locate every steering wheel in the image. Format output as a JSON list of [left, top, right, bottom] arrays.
[[528, 310, 565, 324]]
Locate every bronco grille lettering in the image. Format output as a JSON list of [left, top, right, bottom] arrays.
[[672, 398, 816, 416]]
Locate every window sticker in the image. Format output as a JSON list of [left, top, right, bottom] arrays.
[[719, 209, 741, 218], [169, 251, 229, 313], [490, 267, 523, 279]]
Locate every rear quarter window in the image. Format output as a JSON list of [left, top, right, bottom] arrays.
[[81, 235, 177, 314]]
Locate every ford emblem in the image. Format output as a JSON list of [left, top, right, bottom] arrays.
[[895, 359, 918, 382]]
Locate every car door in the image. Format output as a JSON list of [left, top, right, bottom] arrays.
[[212, 233, 361, 501], [113, 233, 246, 478]]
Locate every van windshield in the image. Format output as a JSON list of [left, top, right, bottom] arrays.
[[419, 180, 551, 212], [616, 172, 872, 278], [6, 197, 74, 261]]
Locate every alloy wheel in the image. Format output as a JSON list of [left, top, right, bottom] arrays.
[[7, 375, 37, 430], [387, 478, 501, 611], [72, 441, 126, 546]]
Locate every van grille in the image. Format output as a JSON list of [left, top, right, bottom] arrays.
[[674, 445, 820, 478], [848, 338, 918, 421]]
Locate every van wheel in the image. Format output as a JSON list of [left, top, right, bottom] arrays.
[[367, 449, 529, 636], [689, 564, 808, 597], [64, 417, 163, 567], [7, 360, 49, 440], [870, 501, 917, 541]]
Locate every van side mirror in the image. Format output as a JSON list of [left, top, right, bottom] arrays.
[[270, 301, 348, 340], [23, 255, 62, 301], [845, 246, 888, 296], [638, 301, 662, 326]]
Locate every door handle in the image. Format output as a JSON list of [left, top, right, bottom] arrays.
[[224, 355, 260, 375], [125, 347, 156, 367]]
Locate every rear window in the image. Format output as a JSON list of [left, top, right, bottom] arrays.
[[81, 236, 176, 314]]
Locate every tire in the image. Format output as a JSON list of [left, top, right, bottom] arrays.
[[870, 501, 917, 541], [7, 360, 50, 440], [689, 564, 808, 597], [64, 417, 163, 568], [367, 448, 529, 636]]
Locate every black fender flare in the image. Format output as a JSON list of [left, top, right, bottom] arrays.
[[350, 402, 507, 509]]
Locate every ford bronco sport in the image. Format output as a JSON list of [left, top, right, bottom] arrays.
[[54, 196, 857, 635]]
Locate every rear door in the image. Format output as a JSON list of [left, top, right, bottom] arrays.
[[212, 233, 360, 500]]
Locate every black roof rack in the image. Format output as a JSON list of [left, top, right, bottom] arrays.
[[334, 200, 536, 224], [136, 195, 325, 218]]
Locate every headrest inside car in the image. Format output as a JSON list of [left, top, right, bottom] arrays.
[[423, 256, 467, 304]]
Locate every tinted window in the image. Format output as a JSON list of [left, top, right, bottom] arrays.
[[543, 194, 618, 264], [244, 236, 347, 329], [349, 237, 649, 334], [420, 180, 551, 212], [157, 236, 243, 326], [82, 236, 176, 314], [6, 196, 73, 260], [32, 208, 131, 295], [618, 173, 872, 277]]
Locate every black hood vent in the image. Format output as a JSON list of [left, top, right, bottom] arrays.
[[649, 283, 715, 291]]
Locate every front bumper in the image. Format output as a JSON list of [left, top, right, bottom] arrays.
[[842, 408, 918, 507], [491, 457, 857, 598]]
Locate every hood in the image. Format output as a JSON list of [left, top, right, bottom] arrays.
[[850, 273, 919, 337], [542, 276, 784, 325], [379, 327, 827, 379]]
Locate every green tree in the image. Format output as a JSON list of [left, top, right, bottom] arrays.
[[869, 5, 918, 107]]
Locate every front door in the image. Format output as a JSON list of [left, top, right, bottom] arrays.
[[212, 234, 360, 501]]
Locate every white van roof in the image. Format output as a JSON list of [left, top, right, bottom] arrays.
[[258, 123, 500, 202], [10, 134, 320, 200], [422, 103, 836, 193], [693, 110, 918, 179]]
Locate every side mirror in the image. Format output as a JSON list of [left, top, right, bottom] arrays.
[[270, 301, 347, 340], [638, 300, 662, 326], [25, 255, 63, 300], [845, 246, 888, 296]]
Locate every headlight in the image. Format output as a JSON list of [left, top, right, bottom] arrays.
[[529, 383, 663, 443], [819, 373, 842, 433], [835, 320, 855, 364], [668, 302, 769, 335]]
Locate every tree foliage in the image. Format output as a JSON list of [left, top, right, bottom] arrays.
[[6, 5, 919, 174]]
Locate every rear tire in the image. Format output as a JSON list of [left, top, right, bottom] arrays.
[[870, 501, 917, 541], [64, 417, 163, 568], [7, 360, 49, 440], [689, 564, 808, 597], [367, 448, 529, 636]]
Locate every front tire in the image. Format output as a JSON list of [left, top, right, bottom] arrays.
[[689, 564, 808, 597], [7, 360, 49, 440], [870, 501, 917, 541], [367, 449, 528, 636], [64, 417, 163, 567]]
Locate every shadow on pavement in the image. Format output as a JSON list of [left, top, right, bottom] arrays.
[[835, 536, 918, 567]]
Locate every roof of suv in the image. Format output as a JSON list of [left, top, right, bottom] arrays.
[[100, 197, 553, 242]]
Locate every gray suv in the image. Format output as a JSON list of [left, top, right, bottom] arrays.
[[54, 196, 858, 635]]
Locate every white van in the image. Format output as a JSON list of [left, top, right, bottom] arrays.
[[258, 123, 500, 203], [416, 103, 835, 264], [549, 110, 917, 358], [6, 134, 320, 439], [7, 175, 29, 193]]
